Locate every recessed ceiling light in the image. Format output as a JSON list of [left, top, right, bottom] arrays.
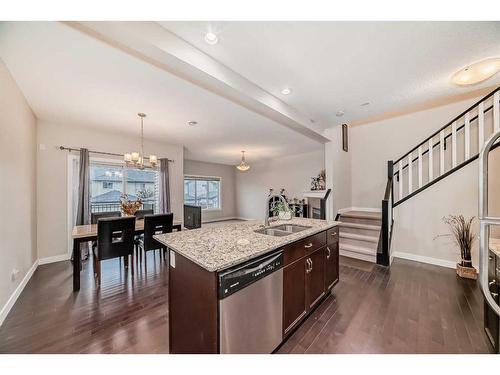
[[336, 110, 345, 117], [281, 88, 292, 95], [451, 57, 500, 86], [187, 121, 198, 126], [361, 102, 370, 106], [204, 32, 218, 45]]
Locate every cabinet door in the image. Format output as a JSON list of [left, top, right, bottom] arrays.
[[325, 242, 339, 290], [283, 258, 307, 335], [307, 247, 326, 310]]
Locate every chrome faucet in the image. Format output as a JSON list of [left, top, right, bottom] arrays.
[[264, 194, 290, 227]]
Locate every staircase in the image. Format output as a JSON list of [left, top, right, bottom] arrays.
[[338, 211, 381, 263], [376, 86, 500, 266]]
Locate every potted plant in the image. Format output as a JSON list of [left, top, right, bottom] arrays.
[[271, 201, 292, 220], [442, 215, 477, 280], [120, 194, 142, 217]]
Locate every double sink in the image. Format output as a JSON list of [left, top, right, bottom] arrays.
[[254, 224, 312, 237]]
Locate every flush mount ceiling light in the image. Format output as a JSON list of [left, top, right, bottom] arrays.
[[204, 32, 218, 45], [281, 88, 292, 95], [451, 57, 500, 86], [236, 151, 250, 172], [336, 110, 345, 117], [187, 121, 198, 126], [124, 113, 158, 170]]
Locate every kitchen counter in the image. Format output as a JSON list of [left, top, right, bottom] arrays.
[[491, 238, 500, 258], [154, 217, 340, 272]]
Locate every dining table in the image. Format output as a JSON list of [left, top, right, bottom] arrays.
[[71, 218, 183, 291]]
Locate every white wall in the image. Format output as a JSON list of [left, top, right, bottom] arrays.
[[235, 149, 325, 220], [347, 95, 500, 267], [36, 121, 184, 259], [184, 159, 237, 222], [350, 97, 483, 208], [0, 59, 37, 321]]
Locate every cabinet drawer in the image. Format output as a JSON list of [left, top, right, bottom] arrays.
[[284, 231, 326, 265], [327, 227, 339, 245]]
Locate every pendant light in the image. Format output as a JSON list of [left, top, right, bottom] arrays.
[[236, 151, 250, 171], [124, 113, 158, 169]]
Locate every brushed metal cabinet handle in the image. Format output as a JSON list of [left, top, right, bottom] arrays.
[[326, 247, 331, 259], [304, 243, 313, 249], [496, 267, 500, 273], [305, 259, 311, 273], [489, 280, 497, 287], [489, 255, 494, 260], [492, 292, 499, 298], [331, 232, 337, 237]]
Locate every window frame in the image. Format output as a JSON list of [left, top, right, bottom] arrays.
[[67, 154, 160, 255], [183, 174, 222, 211]]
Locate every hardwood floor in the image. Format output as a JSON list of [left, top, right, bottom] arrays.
[[0, 254, 492, 354]]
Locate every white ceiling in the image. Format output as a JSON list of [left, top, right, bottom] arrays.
[[160, 21, 500, 126], [1, 21, 500, 165], [0, 21, 322, 165]]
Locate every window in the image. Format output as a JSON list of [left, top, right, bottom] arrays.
[[184, 176, 221, 210], [89, 162, 159, 213]]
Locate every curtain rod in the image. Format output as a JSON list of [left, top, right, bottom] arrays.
[[59, 146, 174, 162]]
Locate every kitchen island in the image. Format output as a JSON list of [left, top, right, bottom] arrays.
[[155, 217, 340, 354]]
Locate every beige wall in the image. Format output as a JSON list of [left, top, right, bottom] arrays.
[[323, 125, 351, 218], [235, 149, 325, 220], [0, 59, 37, 319], [350, 97, 483, 208], [183, 159, 237, 222], [36, 121, 184, 259], [347, 95, 500, 266]]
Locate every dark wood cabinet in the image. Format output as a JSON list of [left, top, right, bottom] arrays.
[[325, 242, 339, 290], [307, 247, 326, 309], [283, 228, 339, 336], [484, 250, 499, 352], [283, 258, 307, 334]]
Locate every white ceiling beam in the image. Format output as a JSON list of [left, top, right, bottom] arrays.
[[62, 21, 330, 143]]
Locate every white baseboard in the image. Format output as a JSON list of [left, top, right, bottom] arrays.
[[39, 253, 71, 265], [392, 251, 457, 269], [0, 260, 39, 326], [338, 207, 382, 214]]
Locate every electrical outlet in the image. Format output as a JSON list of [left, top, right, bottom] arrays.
[[11, 269, 20, 281]]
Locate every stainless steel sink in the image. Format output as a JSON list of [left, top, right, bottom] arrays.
[[272, 224, 311, 233], [254, 228, 291, 237], [254, 224, 312, 237]]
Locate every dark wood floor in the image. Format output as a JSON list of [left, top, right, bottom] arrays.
[[0, 253, 492, 354]]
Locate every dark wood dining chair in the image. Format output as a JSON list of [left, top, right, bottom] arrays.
[[137, 213, 173, 264], [91, 211, 121, 224], [90, 211, 121, 253], [92, 216, 136, 286]]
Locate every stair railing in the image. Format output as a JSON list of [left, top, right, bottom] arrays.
[[377, 161, 394, 266], [392, 87, 500, 207], [479, 129, 500, 316]]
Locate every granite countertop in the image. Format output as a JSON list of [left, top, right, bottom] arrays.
[[154, 217, 340, 272], [491, 238, 500, 258]]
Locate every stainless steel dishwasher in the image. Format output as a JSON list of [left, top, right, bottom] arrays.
[[218, 251, 283, 354]]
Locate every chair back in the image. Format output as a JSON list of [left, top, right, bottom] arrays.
[[135, 209, 154, 219], [97, 216, 136, 260], [184, 205, 201, 229], [143, 213, 174, 252], [91, 211, 120, 224]]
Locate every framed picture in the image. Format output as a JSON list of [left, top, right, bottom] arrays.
[[342, 123, 348, 152]]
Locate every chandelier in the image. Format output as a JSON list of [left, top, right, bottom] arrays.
[[124, 113, 158, 169], [236, 151, 250, 171]]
